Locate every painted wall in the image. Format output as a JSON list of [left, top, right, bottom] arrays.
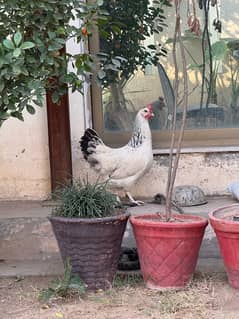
[[74, 150, 239, 200], [0, 104, 51, 200]]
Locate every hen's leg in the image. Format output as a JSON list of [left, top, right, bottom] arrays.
[[126, 192, 144, 206]]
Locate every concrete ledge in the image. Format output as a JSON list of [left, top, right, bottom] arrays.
[[0, 196, 237, 276], [0, 259, 64, 277], [0, 258, 225, 277]]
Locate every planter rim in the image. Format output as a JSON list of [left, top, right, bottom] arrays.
[[209, 204, 239, 232], [49, 211, 130, 224], [130, 213, 208, 229], [209, 204, 239, 223]]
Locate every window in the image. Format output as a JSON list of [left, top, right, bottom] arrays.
[[90, 1, 239, 150]]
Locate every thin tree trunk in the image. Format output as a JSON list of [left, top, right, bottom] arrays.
[[105, 81, 134, 131], [165, 0, 189, 221]]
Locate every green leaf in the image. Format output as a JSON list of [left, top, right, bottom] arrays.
[[48, 31, 56, 39], [13, 48, 21, 58], [0, 82, 4, 92], [0, 58, 4, 68], [99, 29, 109, 39], [11, 111, 24, 121], [3, 39, 15, 50], [20, 42, 35, 50], [33, 99, 43, 107], [14, 32, 23, 46], [111, 25, 121, 34], [147, 44, 156, 50], [157, 62, 175, 124], [48, 43, 64, 51], [0, 112, 9, 121], [52, 91, 60, 104], [12, 65, 22, 75], [55, 38, 66, 45], [3, 96, 9, 105], [26, 104, 36, 114], [98, 69, 106, 79], [210, 40, 227, 61]]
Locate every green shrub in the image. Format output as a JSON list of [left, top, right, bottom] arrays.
[[52, 179, 119, 218], [0, 0, 114, 126]]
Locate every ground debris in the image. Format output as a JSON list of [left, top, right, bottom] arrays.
[[1, 272, 239, 319]]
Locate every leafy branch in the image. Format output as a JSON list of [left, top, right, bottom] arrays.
[[0, 0, 118, 126]]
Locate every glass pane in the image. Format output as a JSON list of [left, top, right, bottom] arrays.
[[101, 1, 239, 132]]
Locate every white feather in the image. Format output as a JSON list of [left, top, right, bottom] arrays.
[[83, 107, 153, 191]]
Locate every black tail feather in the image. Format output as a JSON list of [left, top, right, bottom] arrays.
[[80, 128, 102, 160]]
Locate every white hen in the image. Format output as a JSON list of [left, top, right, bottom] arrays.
[[80, 105, 154, 205]]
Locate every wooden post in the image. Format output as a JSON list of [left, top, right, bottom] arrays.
[[46, 91, 72, 192]]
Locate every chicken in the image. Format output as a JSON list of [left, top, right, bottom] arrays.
[[80, 105, 154, 205]]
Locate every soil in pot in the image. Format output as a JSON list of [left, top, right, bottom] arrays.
[[130, 213, 208, 290], [209, 204, 239, 289]]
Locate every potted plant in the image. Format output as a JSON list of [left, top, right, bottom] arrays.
[[130, 0, 208, 290], [49, 178, 129, 291], [209, 205, 239, 289]]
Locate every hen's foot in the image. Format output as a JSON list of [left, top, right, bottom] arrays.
[[126, 192, 144, 206]]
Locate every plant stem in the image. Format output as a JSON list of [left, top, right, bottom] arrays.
[[165, 16, 179, 220], [204, 0, 213, 107], [165, 0, 188, 221]]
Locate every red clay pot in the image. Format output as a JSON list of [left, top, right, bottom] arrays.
[[130, 213, 208, 289], [209, 204, 239, 289]]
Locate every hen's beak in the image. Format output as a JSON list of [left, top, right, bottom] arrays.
[[148, 112, 154, 120]]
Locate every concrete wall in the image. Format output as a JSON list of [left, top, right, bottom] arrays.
[[0, 104, 51, 200], [133, 152, 239, 198], [75, 151, 239, 199]]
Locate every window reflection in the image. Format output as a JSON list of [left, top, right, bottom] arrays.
[[102, 1, 239, 132]]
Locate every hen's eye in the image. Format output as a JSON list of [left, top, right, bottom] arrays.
[[144, 109, 148, 112]]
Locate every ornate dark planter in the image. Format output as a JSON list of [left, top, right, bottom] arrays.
[[49, 212, 129, 291]]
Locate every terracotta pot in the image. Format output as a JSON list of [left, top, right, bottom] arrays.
[[130, 213, 208, 289], [209, 204, 239, 289], [49, 212, 129, 291]]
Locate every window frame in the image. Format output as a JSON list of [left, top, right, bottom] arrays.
[[91, 80, 239, 150]]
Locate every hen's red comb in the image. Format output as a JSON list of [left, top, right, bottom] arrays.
[[146, 104, 153, 112]]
